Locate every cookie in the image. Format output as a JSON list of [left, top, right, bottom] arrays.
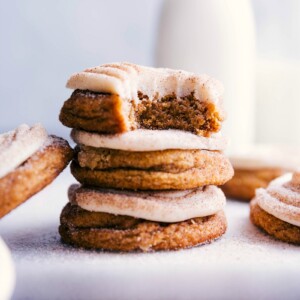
[[70, 125, 233, 190], [222, 145, 300, 201], [0, 125, 73, 218], [59, 184, 227, 251], [250, 200, 300, 244], [76, 146, 228, 173], [250, 172, 300, 244], [60, 62, 224, 136], [222, 168, 283, 201], [70, 127, 232, 190], [70, 158, 233, 190], [60, 202, 141, 229], [60, 204, 227, 252]]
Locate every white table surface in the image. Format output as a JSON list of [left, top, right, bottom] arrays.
[[0, 169, 300, 300]]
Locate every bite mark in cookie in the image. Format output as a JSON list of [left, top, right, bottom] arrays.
[[60, 62, 224, 136]]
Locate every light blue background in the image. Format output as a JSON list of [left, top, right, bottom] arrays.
[[0, 0, 299, 138], [0, 0, 162, 137]]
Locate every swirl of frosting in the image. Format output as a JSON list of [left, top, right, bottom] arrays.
[[68, 184, 226, 223], [255, 173, 300, 227], [66, 62, 224, 111], [0, 124, 48, 178], [71, 129, 227, 152]]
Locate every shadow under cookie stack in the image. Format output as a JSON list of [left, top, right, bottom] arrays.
[[58, 62, 233, 252]]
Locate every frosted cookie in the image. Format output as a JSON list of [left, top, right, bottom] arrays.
[[0, 237, 15, 300], [0, 124, 73, 218], [59, 62, 224, 136], [222, 145, 300, 201], [250, 172, 300, 244], [59, 185, 227, 251], [71, 129, 233, 190]]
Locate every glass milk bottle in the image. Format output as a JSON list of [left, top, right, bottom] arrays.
[[253, 0, 300, 146], [156, 0, 256, 151]]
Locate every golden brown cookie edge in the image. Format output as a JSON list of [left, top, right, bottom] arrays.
[[222, 168, 284, 201], [77, 146, 228, 174], [59, 90, 128, 133], [250, 199, 300, 245], [59, 209, 227, 252], [70, 159, 233, 190], [0, 135, 73, 218]]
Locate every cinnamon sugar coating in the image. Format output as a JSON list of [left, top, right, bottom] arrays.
[[0, 136, 73, 218]]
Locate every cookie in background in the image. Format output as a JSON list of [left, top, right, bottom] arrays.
[[221, 145, 300, 201]]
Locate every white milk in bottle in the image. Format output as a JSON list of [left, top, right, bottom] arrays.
[[156, 0, 256, 151]]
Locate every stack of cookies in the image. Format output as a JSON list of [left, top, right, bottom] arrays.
[[58, 62, 234, 252]]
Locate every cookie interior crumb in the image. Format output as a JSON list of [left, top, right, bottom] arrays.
[[135, 92, 222, 136]]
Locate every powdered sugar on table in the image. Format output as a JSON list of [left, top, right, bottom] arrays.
[[0, 170, 299, 300]]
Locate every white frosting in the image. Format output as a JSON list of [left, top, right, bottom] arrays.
[[229, 144, 300, 170], [71, 129, 227, 152], [0, 237, 15, 300], [256, 173, 300, 227], [0, 124, 48, 178], [69, 184, 226, 223], [66, 62, 224, 108]]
